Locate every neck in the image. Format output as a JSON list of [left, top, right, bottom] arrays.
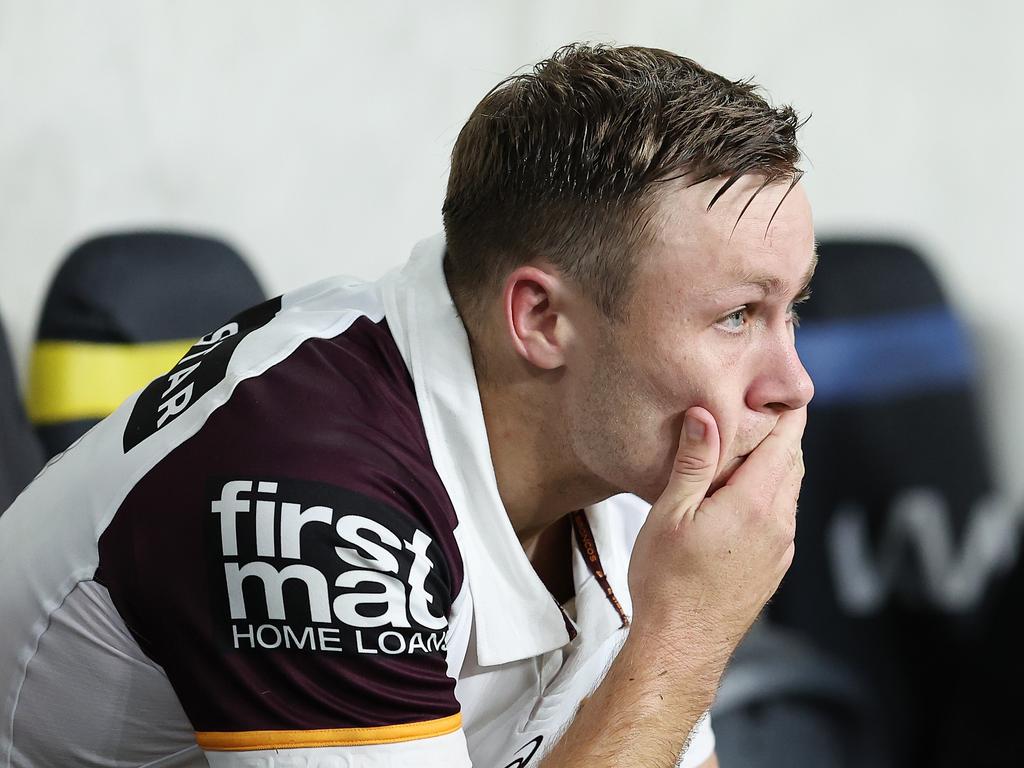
[[476, 372, 618, 554]]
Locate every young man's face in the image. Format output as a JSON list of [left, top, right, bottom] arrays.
[[565, 175, 816, 503]]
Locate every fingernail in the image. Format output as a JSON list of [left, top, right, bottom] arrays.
[[685, 413, 705, 441]]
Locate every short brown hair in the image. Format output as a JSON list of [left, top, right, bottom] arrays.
[[442, 43, 804, 323]]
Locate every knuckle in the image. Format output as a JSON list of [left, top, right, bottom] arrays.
[[786, 445, 802, 470], [748, 497, 775, 524], [773, 502, 797, 541], [673, 453, 712, 477]]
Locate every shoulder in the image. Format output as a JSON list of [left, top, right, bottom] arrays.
[[89, 283, 469, 737], [124, 282, 422, 458], [117, 278, 455, 530], [3, 276, 474, 765], [99, 281, 466, 618]]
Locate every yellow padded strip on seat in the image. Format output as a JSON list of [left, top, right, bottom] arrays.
[[28, 339, 194, 424]]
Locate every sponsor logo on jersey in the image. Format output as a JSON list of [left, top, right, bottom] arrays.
[[123, 297, 282, 452], [207, 477, 451, 656], [503, 736, 543, 768]]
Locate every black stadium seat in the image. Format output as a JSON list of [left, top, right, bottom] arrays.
[[768, 239, 1022, 767], [0, 311, 44, 514], [713, 620, 876, 768], [27, 231, 266, 458]]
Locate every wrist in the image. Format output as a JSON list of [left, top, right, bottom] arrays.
[[623, 618, 733, 689], [615, 627, 726, 714]]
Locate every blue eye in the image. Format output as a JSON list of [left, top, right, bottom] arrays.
[[720, 309, 747, 331]]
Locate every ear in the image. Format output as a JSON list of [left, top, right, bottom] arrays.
[[502, 265, 572, 370]]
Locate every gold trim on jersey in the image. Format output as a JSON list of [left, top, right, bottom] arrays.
[[195, 712, 463, 751]]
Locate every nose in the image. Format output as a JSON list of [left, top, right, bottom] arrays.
[[746, 334, 814, 413]]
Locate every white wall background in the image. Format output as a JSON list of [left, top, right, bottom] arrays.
[[0, 0, 1021, 496]]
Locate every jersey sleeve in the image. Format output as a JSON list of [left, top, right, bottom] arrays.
[[93, 326, 471, 765]]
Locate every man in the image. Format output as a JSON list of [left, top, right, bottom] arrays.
[[0, 44, 813, 767]]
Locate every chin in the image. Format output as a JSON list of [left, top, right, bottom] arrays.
[[634, 468, 675, 505], [634, 451, 748, 504]]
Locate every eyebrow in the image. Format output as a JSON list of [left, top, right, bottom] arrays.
[[705, 247, 819, 299]]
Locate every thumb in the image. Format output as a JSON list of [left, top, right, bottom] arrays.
[[658, 407, 720, 515]]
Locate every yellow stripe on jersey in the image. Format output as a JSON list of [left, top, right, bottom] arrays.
[[196, 713, 463, 751], [27, 339, 194, 424]]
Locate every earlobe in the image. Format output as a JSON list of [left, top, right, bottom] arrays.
[[504, 266, 569, 371]]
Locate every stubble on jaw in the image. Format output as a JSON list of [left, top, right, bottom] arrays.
[[568, 321, 681, 505], [581, 319, 773, 504]]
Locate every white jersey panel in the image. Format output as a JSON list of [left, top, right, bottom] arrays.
[[8, 581, 203, 768]]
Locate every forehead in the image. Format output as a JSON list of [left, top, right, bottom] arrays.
[[640, 175, 815, 294]]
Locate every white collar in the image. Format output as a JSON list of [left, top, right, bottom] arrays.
[[383, 235, 634, 667]]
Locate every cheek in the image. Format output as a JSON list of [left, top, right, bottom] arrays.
[[623, 326, 751, 452], [654, 360, 747, 459], [631, 320, 765, 463], [639, 344, 708, 404]]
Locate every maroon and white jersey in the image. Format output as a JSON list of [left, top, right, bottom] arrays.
[[0, 235, 714, 767]]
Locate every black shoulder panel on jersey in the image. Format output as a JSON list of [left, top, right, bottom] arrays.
[[123, 296, 282, 452]]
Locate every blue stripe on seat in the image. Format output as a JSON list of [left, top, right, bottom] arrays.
[[795, 307, 974, 406]]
